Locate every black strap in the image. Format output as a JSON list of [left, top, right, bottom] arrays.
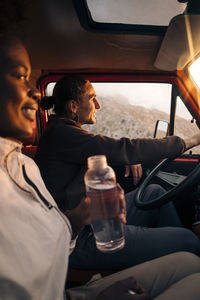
[[22, 164, 53, 209]]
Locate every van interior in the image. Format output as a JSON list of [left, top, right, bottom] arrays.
[[5, 0, 200, 285]]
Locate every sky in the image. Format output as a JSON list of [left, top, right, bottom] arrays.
[[93, 82, 192, 120], [87, 0, 186, 26]]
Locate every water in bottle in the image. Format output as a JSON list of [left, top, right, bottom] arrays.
[[84, 155, 125, 252]]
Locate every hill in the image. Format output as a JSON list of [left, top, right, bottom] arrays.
[[83, 94, 200, 154]]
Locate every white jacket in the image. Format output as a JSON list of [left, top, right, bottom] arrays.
[[0, 137, 74, 300]]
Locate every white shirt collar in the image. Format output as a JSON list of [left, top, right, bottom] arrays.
[[0, 137, 22, 166]]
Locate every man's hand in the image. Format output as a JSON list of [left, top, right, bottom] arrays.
[[96, 277, 151, 300], [117, 184, 127, 225], [184, 131, 200, 151], [125, 164, 143, 186], [64, 197, 91, 239]]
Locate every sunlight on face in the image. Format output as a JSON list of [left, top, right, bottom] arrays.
[[0, 39, 40, 142], [76, 81, 100, 125]]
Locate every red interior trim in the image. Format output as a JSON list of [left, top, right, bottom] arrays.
[[173, 157, 199, 163]]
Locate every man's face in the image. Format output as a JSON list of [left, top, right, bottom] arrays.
[[76, 81, 100, 125], [0, 41, 40, 142]]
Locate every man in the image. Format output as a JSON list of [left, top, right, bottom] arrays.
[[35, 75, 200, 270]]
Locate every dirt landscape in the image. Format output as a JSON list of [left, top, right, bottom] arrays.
[[83, 94, 200, 154]]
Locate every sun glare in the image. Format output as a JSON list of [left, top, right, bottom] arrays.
[[189, 56, 200, 88]]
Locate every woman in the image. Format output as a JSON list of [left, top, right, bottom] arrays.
[[1, 35, 200, 300]]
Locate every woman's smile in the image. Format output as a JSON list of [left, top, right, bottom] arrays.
[[21, 102, 38, 122]]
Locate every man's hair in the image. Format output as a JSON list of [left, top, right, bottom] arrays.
[[40, 75, 88, 114]]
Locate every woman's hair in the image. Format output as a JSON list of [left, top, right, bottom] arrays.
[[40, 75, 88, 115], [0, 0, 31, 65]]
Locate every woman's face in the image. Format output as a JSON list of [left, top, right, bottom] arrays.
[[0, 40, 40, 142]]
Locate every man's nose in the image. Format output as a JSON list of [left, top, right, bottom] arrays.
[[95, 99, 100, 109]]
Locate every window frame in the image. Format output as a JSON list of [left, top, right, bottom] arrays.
[[73, 0, 168, 36], [37, 72, 200, 137]]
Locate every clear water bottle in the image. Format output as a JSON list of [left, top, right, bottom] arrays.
[[84, 155, 125, 252]]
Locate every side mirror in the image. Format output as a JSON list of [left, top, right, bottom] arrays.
[[153, 120, 169, 138]]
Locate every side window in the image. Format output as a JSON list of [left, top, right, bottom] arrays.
[[175, 96, 200, 154], [46, 83, 56, 116], [45, 80, 200, 155], [83, 82, 171, 139]]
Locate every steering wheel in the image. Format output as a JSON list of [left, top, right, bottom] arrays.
[[135, 155, 200, 210]]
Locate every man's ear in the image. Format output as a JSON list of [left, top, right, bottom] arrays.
[[68, 100, 79, 113]]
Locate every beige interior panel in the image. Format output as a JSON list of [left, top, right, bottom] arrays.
[[155, 14, 200, 71], [16, 0, 162, 72]]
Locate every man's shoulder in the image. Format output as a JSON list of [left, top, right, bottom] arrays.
[[46, 116, 81, 133], [48, 115, 77, 126]]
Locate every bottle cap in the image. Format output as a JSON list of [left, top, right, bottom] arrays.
[[87, 155, 107, 169]]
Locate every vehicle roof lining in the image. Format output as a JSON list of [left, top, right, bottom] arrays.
[[17, 0, 162, 72], [10, 0, 200, 74]]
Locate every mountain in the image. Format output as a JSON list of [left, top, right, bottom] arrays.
[[83, 94, 199, 143]]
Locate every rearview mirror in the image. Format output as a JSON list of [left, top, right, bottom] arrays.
[[153, 120, 169, 138]]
